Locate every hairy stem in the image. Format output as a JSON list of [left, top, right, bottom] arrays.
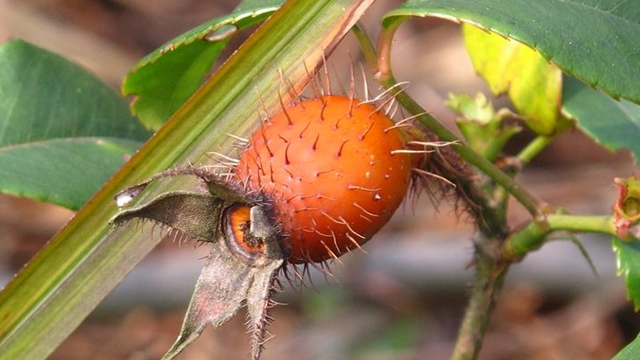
[[450, 245, 508, 360]]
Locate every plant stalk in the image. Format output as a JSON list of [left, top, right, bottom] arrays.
[[450, 245, 508, 360], [517, 135, 554, 165], [503, 214, 617, 259]]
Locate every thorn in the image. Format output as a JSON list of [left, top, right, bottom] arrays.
[[259, 126, 274, 157], [338, 216, 366, 240], [319, 100, 327, 121], [346, 233, 367, 254], [320, 240, 343, 265], [284, 143, 291, 165], [388, 100, 400, 118], [369, 92, 398, 119], [322, 51, 332, 95], [359, 63, 370, 102], [359, 81, 410, 106], [347, 184, 381, 192], [336, 140, 348, 157], [255, 87, 271, 125], [348, 50, 356, 104], [225, 132, 249, 143], [278, 91, 293, 126], [384, 97, 397, 116], [314, 169, 334, 179], [303, 60, 322, 99], [278, 68, 303, 106], [353, 201, 379, 217], [359, 120, 375, 140], [406, 140, 460, 147], [298, 121, 311, 138], [278, 134, 289, 143], [330, 229, 348, 254], [412, 168, 456, 188], [390, 149, 435, 155], [208, 152, 240, 164]]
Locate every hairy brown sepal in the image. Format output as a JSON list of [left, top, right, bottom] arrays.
[[111, 168, 285, 360]]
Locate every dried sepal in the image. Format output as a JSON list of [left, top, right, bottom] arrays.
[[112, 168, 285, 360], [113, 191, 222, 242]]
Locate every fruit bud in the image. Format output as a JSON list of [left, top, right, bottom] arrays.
[[614, 175, 640, 240]]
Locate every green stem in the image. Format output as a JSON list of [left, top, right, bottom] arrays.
[[367, 20, 545, 218], [517, 135, 554, 165], [450, 247, 508, 360], [351, 22, 378, 74], [503, 214, 616, 259]]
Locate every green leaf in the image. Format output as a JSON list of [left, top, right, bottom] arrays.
[[0, 40, 150, 209], [447, 93, 520, 161], [612, 237, 640, 310], [122, 0, 284, 129], [384, 0, 640, 106], [563, 76, 640, 162], [462, 24, 561, 135], [0, 138, 141, 210], [613, 331, 640, 360], [0, 0, 374, 359]]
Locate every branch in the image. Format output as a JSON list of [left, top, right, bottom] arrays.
[[450, 243, 508, 360], [502, 214, 617, 259]]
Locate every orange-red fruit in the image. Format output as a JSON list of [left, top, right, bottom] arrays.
[[235, 95, 412, 263]]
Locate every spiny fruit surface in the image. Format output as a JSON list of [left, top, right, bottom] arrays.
[[235, 95, 413, 263]]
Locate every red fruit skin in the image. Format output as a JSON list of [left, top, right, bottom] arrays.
[[235, 95, 412, 263]]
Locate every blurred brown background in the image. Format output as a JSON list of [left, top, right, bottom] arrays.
[[0, 1, 638, 360]]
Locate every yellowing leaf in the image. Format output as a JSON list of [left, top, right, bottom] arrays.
[[463, 24, 562, 135]]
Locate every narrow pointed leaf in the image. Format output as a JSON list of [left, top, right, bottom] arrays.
[[384, 0, 640, 105], [122, 0, 284, 129], [0, 40, 150, 208]]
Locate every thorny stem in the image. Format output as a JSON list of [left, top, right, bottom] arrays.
[[361, 19, 547, 219]]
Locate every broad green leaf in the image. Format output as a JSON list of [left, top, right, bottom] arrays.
[[0, 40, 150, 209], [613, 331, 640, 360], [122, 0, 284, 129], [563, 76, 640, 162], [462, 24, 561, 135], [612, 237, 640, 310], [0, 0, 375, 359], [0, 138, 141, 210], [384, 0, 640, 106]]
